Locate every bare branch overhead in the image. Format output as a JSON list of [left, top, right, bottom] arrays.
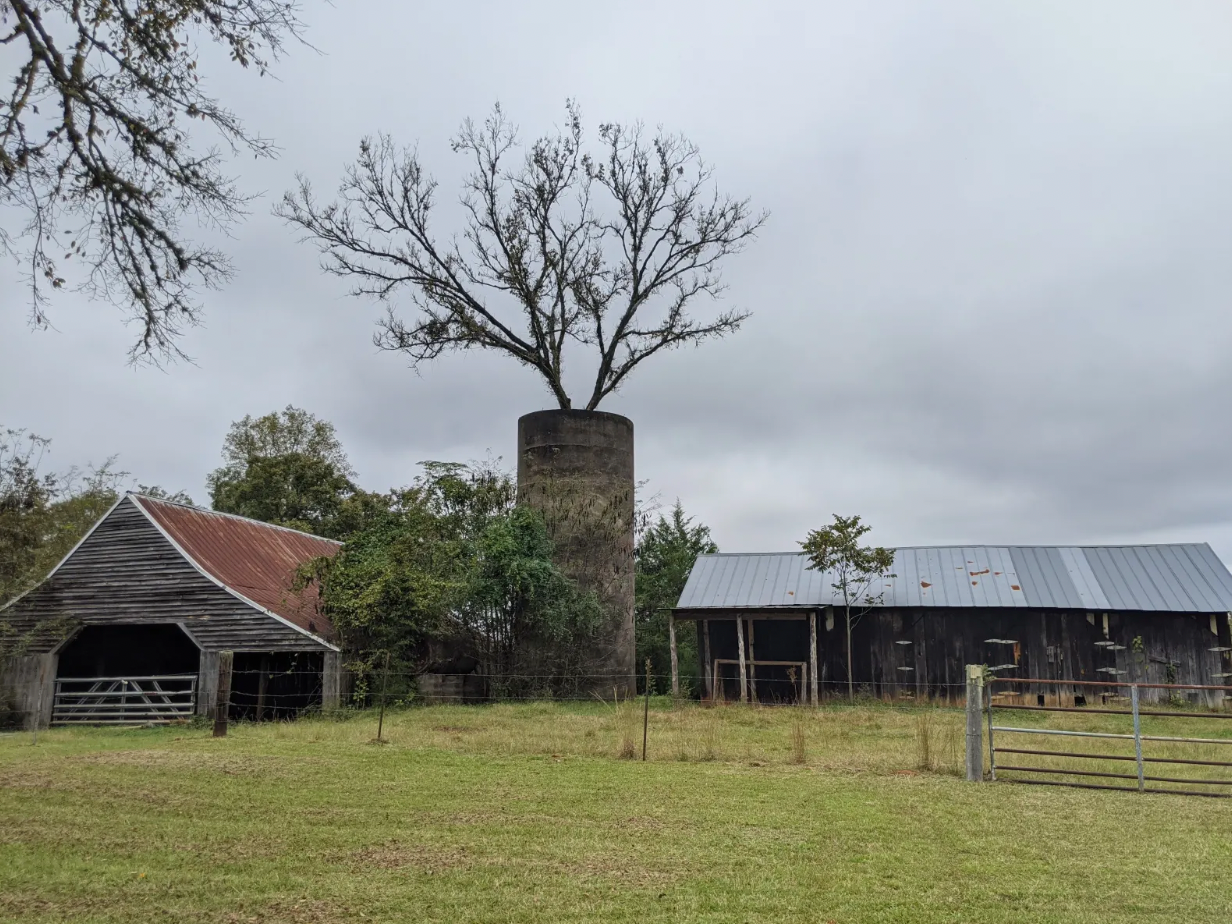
[[277, 102, 767, 409], [1, 0, 305, 362]]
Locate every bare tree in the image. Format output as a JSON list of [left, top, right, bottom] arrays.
[[276, 102, 767, 409], [1, 0, 305, 361]]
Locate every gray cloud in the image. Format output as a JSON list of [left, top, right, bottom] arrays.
[[4, 0, 1232, 560]]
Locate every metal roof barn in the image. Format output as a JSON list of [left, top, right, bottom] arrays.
[[670, 545, 1232, 707], [676, 545, 1232, 613]]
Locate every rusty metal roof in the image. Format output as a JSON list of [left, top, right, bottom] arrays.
[[130, 494, 341, 644], [676, 545, 1232, 613]]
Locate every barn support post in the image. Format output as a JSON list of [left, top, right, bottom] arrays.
[[213, 651, 234, 738], [965, 664, 984, 782], [809, 610, 819, 706], [255, 653, 270, 721], [197, 651, 220, 718], [747, 620, 757, 704], [668, 612, 679, 698], [322, 651, 342, 712], [735, 617, 748, 703], [2, 654, 58, 732], [702, 620, 712, 701]]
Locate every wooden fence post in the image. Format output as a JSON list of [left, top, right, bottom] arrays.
[[255, 653, 270, 721], [735, 617, 748, 704], [213, 651, 234, 738], [668, 612, 679, 698], [965, 664, 984, 782], [702, 620, 712, 701], [809, 610, 819, 706], [376, 651, 391, 743]]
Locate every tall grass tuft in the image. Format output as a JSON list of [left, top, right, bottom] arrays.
[[790, 711, 807, 765], [915, 709, 936, 772], [615, 691, 638, 760]]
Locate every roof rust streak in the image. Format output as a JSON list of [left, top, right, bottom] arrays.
[[133, 495, 341, 640]]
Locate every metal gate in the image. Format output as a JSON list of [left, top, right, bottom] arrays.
[[986, 677, 1232, 798], [52, 675, 197, 725]]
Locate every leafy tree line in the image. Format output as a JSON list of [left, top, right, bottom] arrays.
[[1, 406, 721, 698], [209, 407, 720, 698]]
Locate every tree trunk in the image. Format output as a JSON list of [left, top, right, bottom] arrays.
[[846, 606, 854, 701]]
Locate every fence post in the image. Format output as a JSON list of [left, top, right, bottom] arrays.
[[965, 664, 984, 782], [668, 613, 679, 698], [213, 651, 234, 738], [1131, 684, 1145, 792], [376, 651, 391, 743], [736, 617, 748, 704], [809, 610, 819, 706]]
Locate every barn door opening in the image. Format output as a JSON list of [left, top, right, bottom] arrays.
[[229, 652, 325, 720], [53, 624, 200, 725]]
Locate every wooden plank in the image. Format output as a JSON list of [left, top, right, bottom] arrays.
[[256, 653, 270, 720], [197, 651, 219, 717], [736, 618, 748, 703], [668, 613, 679, 697], [213, 651, 234, 737], [809, 610, 819, 705], [748, 620, 757, 703], [322, 651, 341, 710], [702, 620, 712, 700]]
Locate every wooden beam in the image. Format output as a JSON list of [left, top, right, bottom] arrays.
[[668, 612, 679, 697], [810, 610, 819, 706], [255, 653, 270, 721], [212, 651, 233, 738], [736, 617, 748, 703], [196, 651, 219, 718], [322, 651, 341, 711], [748, 619, 757, 704], [702, 620, 712, 700]]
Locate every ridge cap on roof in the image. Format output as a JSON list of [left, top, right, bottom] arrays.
[[127, 492, 343, 546], [698, 542, 1215, 558]]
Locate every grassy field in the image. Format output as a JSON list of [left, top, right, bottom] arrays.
[[2, 700, 1231, 923]]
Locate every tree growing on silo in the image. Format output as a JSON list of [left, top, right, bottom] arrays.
[[277, 102, 765, 692]]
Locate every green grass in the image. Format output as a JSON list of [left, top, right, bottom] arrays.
[[2, 701, 1231, 923]]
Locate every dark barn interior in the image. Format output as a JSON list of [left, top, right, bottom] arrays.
[[57, 624, 200, 679], [229, 652, 325, 720]]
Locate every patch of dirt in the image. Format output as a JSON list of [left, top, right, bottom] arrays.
[[345, 839, 473, 873]]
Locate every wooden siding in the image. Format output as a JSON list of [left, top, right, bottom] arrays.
[[701, 607, 1231, 705], [1, 499, 330, 654]]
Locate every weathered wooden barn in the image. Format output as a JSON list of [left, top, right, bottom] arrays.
[[672, 545, 1232, 705], [0, 493, 342, 728]]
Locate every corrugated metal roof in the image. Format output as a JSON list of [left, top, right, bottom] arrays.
[[676, 545, 1232, 613], [131, 494, 341, 640]]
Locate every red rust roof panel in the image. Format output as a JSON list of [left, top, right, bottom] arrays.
[[131, 494, 341, 642]]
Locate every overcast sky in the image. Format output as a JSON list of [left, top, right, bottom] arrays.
[[3, 1, 1232, 558]]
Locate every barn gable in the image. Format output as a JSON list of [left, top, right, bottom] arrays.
[[1, 494, 339, 653]]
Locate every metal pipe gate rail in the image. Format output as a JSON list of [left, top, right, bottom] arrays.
[[985, 676, 1232, 798], [52, 675, 198, 725]]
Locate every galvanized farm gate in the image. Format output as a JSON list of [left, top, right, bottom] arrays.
[[51, 674, 197, 725], [984, 675, 1232, 798]]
